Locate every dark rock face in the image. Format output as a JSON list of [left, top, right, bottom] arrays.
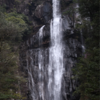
[[35, 4, 43, 19], [42, 2, 52, 23], [42, 2, 52, 22], [34, 1, 52, 23], [20, 15, 81, 100], [0, 0, 81, 99], [0, 0, 52, 27]]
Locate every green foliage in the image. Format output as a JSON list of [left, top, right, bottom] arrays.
[[0, 42, 23, 99], [0, 6, 27, 100], [73, 51, 99, 100], [73, 0, 99, 100], [0, 13, 20, 42], [15, 0, 21, 4], [75, 0, 99, 20], [5, 12, 28, 36], [0, 6, 6, 12], [0, 92, 23, 99]]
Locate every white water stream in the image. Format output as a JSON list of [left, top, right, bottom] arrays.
[[48, 0, 63, 100], [38, 0, 64, 100], [27, 0, 64, 100]]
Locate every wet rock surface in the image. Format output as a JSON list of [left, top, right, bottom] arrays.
[[0, 0, 81, 99], [20, 16, 82, 100], [34, 1, 52, 23]]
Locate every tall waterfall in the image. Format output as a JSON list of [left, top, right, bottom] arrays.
[[26, 0, 64, 100], [48, 0, 63, 100], [38, 26, 45, 100], [21, 0, 82, 100], [23, 0, 81, 100]]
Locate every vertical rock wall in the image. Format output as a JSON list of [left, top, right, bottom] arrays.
[[20, 15, 82, 100], [0, 0, 82, 99]]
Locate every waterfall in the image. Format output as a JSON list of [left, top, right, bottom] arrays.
[[75, 4, 85, 54], [80, 29, 85, 54], [26, 0, 64, 100], [37, 0, 64, 99], [48, 0, 64, 100], [38, 26, 45, 100], [22, 0, 83, 100]]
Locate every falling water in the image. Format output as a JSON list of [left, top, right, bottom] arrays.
[[75, 4, 85, 54], [21, 1, 84, 100], [48, 0, 64, 100], [26, 26, 45, 100], [26, 0, 64, 100], [80, 29, 85, 54], [38, 26, 45, 100]]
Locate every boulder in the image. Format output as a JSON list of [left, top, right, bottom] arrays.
[[34, 1, 52, 23]]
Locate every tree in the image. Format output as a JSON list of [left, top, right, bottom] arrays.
[[0, 7, 28, 100], [73, 0, 99, 100]]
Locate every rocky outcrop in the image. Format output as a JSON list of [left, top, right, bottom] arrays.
[[0, 0, 52, 33], [0, 0, 73, 36], [34, 1, 52, 23], [0, 0, 82, 100], [61, 0, 73, 10], [18, 1, 82, 100], [20, 14, 82, 100]]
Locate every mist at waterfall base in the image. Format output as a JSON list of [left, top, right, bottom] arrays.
[[25, 0, 81, 100]]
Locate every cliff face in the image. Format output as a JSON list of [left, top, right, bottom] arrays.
[[0, 0, 52, 38], [0, 0, 73, 28], [19, 0, 82, 99], [0, 0, 74, 34], [20, 16, 81, 100], [0, 0, 81, 100]]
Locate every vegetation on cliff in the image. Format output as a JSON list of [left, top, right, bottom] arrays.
[[0, 6, 28, 100], [0, 0, 99, 100], [73, 0, 99, 100]]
